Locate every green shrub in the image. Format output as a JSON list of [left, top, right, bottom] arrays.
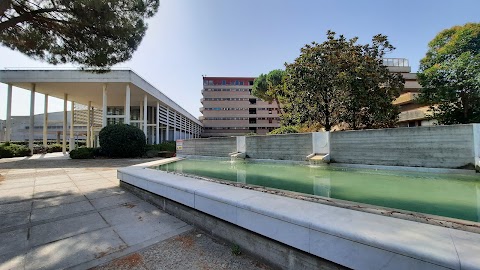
[[99, 124, 146, 158], [146, 141, 176, 153], [0, 144, 31, 158], [0, 146, 14, 158], [268, 126, 300, 135], [69, 147, 95, 159], [47, 144, 63, 153]]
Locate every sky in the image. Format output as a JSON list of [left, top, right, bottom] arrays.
[[1, 0, 479, 120]]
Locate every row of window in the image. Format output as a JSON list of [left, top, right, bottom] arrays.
[[203, 80, 254, 86], [204, 127, 276, 130], [204, 117, 280, 120], [203, 88, 251, 92], [203, 98, 260, 101], [204, 108, 279, 111]]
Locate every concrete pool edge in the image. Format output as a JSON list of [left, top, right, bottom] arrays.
[[118, 159, 480, 270]]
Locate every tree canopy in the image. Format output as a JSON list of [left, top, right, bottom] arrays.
[[417, 23, 480, 124], [283, 31, 403, 131], [0, 0, 159, 70], [252, 69, 285, 114]]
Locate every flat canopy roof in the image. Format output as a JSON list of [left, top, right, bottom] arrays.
[[0, 69, 201, 125]]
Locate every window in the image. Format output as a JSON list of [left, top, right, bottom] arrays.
[[222, 80, 226, 85], [249, 108, 256, 115], [249, 81, 254, 86], [269, 119, 273, 124], [249, 98, 256, 105], [249, 118, 256, 124]]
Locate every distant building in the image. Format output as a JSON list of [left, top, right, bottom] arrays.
[[4, 110, 99, 143], [385, 58, 434, 127], [200, 77, 280, 137]]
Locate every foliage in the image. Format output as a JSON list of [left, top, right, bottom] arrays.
[[417, 23, 480, 124], [99, 124, 146, 158], [146, 141, 176, 152], [0, 0, 159, 70], [283, 31, 403, 131], [268, 126, 299, 135], [0, 143, 31, 158], [231, 244, 241, 256], [252, 69, 285, 113], [69, 147, 95, 159], [47, 144, 63, 153]]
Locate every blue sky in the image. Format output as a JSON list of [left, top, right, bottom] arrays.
[[1, 0, 479, 119]]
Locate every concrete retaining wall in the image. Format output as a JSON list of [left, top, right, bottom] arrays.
[[178, 124, 479, 170], [330, 125, 476, 169], [245, 133, 312, 161], [178, 137, 236, 157]]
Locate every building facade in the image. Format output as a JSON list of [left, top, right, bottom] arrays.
[[200, 77, 280, 137], [385, 58, 433, 127]]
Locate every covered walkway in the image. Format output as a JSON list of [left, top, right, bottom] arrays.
[[0, 69, 203, 154]]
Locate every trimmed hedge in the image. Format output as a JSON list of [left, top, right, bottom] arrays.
[[99, 124, 146, 158], [0, 143, 31, 158], [69, 147, 95, 159]]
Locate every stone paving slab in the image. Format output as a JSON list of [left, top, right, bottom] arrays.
[[29, 212, 109, 248], [0, 157, 198, 270]]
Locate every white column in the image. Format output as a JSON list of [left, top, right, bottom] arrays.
[[174, 111, 177, 140], [62, 94, 67, 154], [29, 84, 35, 155], [5, 84, 12, 141], [166, 107, 170, 141], [90, 107, 95, 147], [143, 94, 148, 137], [69, 102, 74, 151], [139, 101, 143, 130], [86, 101, 91, 147], [156, 102, 160, 144], [43, 94, 48, 146], [102, 84, 107, 127], [125, 84, 130, 124]]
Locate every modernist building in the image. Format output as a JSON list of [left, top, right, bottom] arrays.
[[199, 59, 431, 137], [385, 58, 433, 127], [0, 69, 203, 154], [200, 77, 280, 137]]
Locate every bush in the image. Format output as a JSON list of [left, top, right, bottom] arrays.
[[69, 147, 95, 159], [146, 141, 176, 153], [48, 144, 63, 153], [0, 146, 13, 158], [99, 124, 146, 158], [268, 126, 300, 135], [0, 144, 31, 158]]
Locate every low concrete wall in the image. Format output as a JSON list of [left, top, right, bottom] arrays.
[[330, 124, 476, 169], [245, 133, 312, 161], [178, 124, 479, 170], [121, 181, 344, 270], [178, 137, 236, 157]]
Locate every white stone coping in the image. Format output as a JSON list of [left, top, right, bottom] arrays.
[[118, 159, 480, 270]]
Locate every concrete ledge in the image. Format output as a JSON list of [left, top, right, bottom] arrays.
[[118, 163, 480, 270], [120, 181, 346, 270]]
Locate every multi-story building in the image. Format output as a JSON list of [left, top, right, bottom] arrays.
[[385, 58, 433, 127], [200, 59, 431, 137], [200, 77, 280, 137]]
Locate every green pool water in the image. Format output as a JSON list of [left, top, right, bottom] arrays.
[[154, 159, 480, 222]]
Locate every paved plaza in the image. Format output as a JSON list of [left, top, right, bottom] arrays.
[[0, 155, 192, 270]]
